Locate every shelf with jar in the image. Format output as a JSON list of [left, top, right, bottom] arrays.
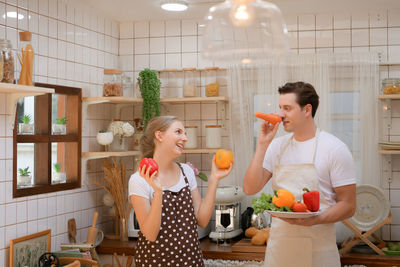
[[378, 78, 400, 186]]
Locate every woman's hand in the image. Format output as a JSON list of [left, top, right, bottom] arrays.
[[209, 155, 234, 183], [258, 121, 280, 145], [139, 165, 162, 193]]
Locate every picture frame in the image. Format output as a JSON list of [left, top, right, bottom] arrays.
[[9, 229, 51, 267]]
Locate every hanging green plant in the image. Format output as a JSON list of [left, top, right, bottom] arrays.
[[137, 68, 161, 130]]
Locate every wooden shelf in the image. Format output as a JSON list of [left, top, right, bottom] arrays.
[[379, 150, 400, 155], [82, 151, 141, 160], [82, 149, 218, 160], [0, 83, 54, 129], [82, 96, 228, 105], [378, 94, 400, 99]]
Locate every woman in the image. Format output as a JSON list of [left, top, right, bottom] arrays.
[[129, 116, 233, 267]]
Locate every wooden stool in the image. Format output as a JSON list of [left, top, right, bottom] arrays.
[[340, 212, 391, 255]]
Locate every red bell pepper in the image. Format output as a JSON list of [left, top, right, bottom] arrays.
[[139, 158, 158, 176], [302, 188, 320, 212]]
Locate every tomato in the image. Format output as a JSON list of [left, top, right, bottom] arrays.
[[292, 201, 309, 212], [139, 158, 158, 175]]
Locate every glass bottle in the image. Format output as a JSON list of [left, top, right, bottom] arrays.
[[0, 38, 15, 83], [122, 74, 133, 98], [18, 31, 34, 86], [183, 68, 197, 97]]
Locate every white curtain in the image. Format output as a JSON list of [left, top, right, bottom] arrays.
[[227, 53, 379, 209]]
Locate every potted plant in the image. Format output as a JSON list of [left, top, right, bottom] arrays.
[[19, 114, 34, 134], [53, 117, 67, 134], [137, 68, 161, 130], [53, 162, 66, 183], [18, 166, 32, 187], [96, 129, 114, 151]]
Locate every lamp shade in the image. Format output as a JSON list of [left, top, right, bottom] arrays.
[[202, 0, 289, 64]]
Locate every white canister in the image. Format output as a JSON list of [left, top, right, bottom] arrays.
[[205, 125, 222, 148], [185, 126, 198, 149]]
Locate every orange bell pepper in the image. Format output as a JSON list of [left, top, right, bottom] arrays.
[[272, 189, 295, 209]]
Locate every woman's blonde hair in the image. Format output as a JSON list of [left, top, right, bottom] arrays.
[[140, 115, 179, 158]]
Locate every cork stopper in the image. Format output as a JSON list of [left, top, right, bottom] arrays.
[[104, 69, 122, 74], [205, 125, 222, 128], [19, 31, 32, 41]]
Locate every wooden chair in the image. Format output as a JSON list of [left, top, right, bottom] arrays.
[[59, 257, 99, 267]]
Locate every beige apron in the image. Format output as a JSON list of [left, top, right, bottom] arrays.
[[264, 129, 340, 267]]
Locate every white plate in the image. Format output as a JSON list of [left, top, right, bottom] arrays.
[[264, 210, 320, 219], [349, 185, 390, 231]]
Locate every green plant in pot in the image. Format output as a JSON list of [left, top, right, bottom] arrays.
[[137, 68, 161, 130], [19, 114, 34, 134], [53, 117, 67, 135], [18, 166, 32, 187], [53, 162, 66, 183]]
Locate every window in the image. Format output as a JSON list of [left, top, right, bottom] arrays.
[[13, 83, 82, 197]]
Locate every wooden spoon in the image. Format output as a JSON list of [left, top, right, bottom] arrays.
[[68, 218, 77, 243], [125, 256, 133, 267]]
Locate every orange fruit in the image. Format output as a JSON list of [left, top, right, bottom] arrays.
[[215, 149, 233, 169]]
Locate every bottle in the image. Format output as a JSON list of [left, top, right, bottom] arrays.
[[18, 31, 34, 86], [0, 38, 15, 83]]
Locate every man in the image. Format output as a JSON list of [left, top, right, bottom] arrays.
[[243, 82, 356, 267]]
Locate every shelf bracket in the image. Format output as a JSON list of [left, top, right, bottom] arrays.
[[218, 100, 226, 129], [385, 99, 392, 130], [387, 155, 392, 184]]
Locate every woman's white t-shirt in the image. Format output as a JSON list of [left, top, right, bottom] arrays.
[[263, 131, 356, 205], [129, 163, 197, 202]]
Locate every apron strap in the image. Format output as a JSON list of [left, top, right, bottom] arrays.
[[276, 128, 320, 165], [176, 162, 190, 186]]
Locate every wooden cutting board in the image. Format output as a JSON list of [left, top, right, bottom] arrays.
[[231, 238, 266, 253]]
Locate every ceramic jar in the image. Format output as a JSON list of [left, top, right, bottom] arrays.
[[205, 125, 222, 148], [185, 126, 198, 149]]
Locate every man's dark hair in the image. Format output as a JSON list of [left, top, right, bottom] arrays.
[[278, 82, 319, 118]]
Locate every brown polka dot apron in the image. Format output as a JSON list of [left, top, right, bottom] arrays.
[[135, 163, 204, 267]]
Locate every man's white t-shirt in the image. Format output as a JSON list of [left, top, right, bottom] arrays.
[[129, 163, 197, 202], [263, 130, 356, 205]]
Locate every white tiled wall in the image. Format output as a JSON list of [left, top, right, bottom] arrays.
[[0, 0, 119, 265], [118, 8, 400, 242]]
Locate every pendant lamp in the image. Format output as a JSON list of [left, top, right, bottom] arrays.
[[202, 0, 289, 64]]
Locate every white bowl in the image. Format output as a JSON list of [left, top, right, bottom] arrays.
[[96, 132, 114, 146]]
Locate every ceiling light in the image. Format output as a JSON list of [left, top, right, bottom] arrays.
[[161, 0, 188, 12], [202, 0, 289, 64]]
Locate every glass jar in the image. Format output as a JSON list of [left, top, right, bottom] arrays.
[[122, 74, 133, 98], [103, 69, 123, 96], [205, 125, 222, 148], [0, 39, 15, 83], [204, 67, 219, 97], [164, 69, 182, 98], [18, 31, 34, 86], [159, 71, 168, 98], [185, 126, 198, 149], [382, 78, 400, 94], [183, 68, 196, 97]]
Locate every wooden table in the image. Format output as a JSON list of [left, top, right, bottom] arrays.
[[97, 237, 400, 266]]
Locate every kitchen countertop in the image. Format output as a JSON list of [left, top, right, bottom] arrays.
[[97, 237, 400, 266]]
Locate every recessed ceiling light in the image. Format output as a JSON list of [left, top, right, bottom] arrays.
[[161, 0, 188, 12]]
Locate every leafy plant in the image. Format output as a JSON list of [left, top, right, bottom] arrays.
[[54, 163, 61, 173], [22, 114, 31, 124], [56, 117, 67, 125], [99, 129, 108, 133], [137, 69, 161, 130], [18, 167, 31, 176], [186, 162, 208, 182]]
